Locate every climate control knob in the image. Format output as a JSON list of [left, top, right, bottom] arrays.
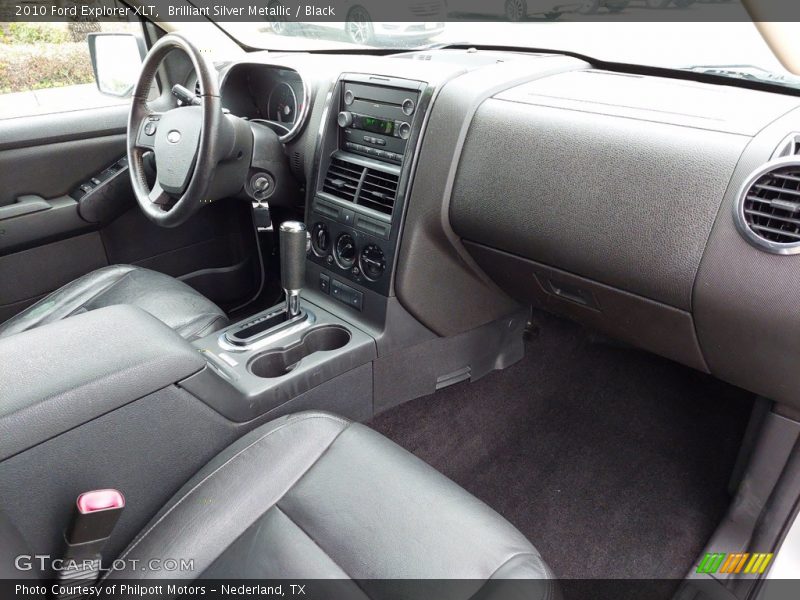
[[337, 111, 353, 128], [310, 222, 330, 256], [335, 233, 357, 269], [360, 244, 386, 281]]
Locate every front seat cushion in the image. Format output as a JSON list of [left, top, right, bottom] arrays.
[[0, 265, 228, 342], [107, 412, 555, 590]]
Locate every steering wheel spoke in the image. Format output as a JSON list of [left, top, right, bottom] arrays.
[[148, 180, 172, 206], [134, 111, 163, 150]]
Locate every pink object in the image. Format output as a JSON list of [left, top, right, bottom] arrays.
[[76, 489, 125, 514]]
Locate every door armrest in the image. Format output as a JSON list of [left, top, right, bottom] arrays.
[[0, 196, 51, 221]]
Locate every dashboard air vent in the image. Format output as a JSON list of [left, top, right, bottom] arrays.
[[359, 168, 399, 215], [322, 157, 361, 203], [771, 133, 800, 159], [736, 160, 800, 253], [321, 156, 400, 216]]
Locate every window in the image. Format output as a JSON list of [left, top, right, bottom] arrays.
[[0, 10, 144, 119]]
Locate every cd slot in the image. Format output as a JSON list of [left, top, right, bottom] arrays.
[[343, 82, 419, 107], [350, 96, 402, 108], [349, 100, 405, 122]]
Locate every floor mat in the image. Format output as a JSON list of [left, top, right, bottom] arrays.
[[369, 312, 754, 581]]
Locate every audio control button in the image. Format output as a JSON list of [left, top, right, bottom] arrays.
[[397, 121, 411, 140], [337, 111, 353, 128]]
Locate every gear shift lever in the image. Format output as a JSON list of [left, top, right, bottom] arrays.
[[279, 221, 307, 318]]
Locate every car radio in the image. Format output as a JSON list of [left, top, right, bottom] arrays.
[[336, 80, 421, 165]]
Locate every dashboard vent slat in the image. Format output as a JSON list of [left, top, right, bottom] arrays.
[[321, 157, 399, 216], [359, 168, 399, 215], [322, 157, 361, 203], [746, 194, 800, 213], [749, 223, 800, 241], [745, 208, 800, 226], [753, 183, 800, 198], [738, 161, 800, 252]]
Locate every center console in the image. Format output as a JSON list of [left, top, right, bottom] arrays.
[[307, 74, 430, 307], [185, 219, 376, 422]]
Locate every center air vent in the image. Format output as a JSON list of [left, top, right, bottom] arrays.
[[323, 157, 361, 203], [321, 156, 399, 216], [359, 168, 399, 214], [736, 159, 800, 254]]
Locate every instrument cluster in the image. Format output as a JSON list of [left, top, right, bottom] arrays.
[[220, 64, 308, 142]]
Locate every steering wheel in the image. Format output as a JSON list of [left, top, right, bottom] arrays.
[[127, 33, 226, 228]]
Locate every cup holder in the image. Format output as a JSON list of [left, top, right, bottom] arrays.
[[248, 325, 351, 379]]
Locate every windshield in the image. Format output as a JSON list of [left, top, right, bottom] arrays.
[[214, 1, 800, 91]]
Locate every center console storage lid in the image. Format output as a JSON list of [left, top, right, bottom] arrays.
[[0, 305, 205, 460]]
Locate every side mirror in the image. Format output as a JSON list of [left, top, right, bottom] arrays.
[[87, 33, 146, 98]]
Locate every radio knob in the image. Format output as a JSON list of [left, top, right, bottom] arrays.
[[397, 121, 411, 140], [337, 111, 353, 128]]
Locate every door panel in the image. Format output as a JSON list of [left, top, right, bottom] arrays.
[[0, 114, 260, 322], [0, 135, 126, 207], [0, 105, 128, 154]]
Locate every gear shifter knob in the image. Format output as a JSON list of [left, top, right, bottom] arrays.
[[279, 221, 307, 318]]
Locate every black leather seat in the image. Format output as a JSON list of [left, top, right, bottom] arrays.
[[0, 265, 228, 342], [106, 412, 556, 590]]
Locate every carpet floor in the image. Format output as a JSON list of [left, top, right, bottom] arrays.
[[369, 311, 754, 584]]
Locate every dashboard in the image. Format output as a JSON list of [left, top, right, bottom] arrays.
[[214, 48, 800, 410]]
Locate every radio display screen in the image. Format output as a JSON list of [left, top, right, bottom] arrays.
[[359, 116, 394, 136]]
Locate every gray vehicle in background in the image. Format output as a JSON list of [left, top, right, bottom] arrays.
[[446, 0, 632, 21], [270, 0, 446, 45]]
